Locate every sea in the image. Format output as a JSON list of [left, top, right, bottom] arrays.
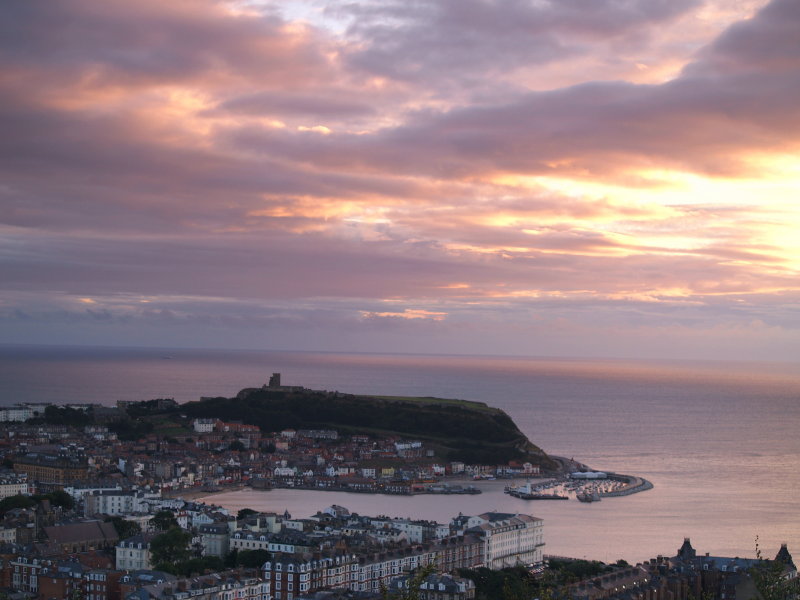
[[1, 344, 799, 564]]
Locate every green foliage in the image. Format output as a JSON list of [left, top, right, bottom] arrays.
[[151, 527, 192, 566], [752, 538, 798, 600], [382, 563, 438, 600], [237, 549, 272, 568], [34, 405, 92, 427], [109, 419, 154, 441], [181, 389, 551, 465], [40, 489, 74, 510], [460, 561, 619, 600], [229, 440, 246, 452], [124, 399, 177, 418], [458, 566, 538, 600], [221, 547, 271, 568], [150, 510, 179, 531], [162, 556, 225, 577], [548, 558, 612, 583], [0, 494, 36, 516], [0, 491, 75, 516], [224, 548, 239, 568], [237, 508, 258, 520], [106, 517, 142, 540]]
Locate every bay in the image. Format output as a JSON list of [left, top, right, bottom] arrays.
[[1, 344, 798, 563]]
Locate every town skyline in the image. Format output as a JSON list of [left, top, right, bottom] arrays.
[[2, 0, 799, 360]]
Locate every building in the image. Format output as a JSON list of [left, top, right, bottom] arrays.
[[0, 473, 29, 499], [199, 522, 231, 558], [85, 489, 137, 517], [13, 446, 90, 486], [0, 403, 48, 422], [8, 555, 46, 595], [123, 570, 267, 600], [387, 573, 476, 600], [670, 538, 797, 600], [264, 554, 358, 600], [568, 563, 671, 600], [266, 537, 479, 597], [462, 512, 544, 569], [116, 534, 157, 571], [118, 570, 176, 599], [43, 520, 120, 553], [192, 419, 219, 433], [36, 561, 87, 600], [368, 517, 449, 544], [231, 529, 313, 554]]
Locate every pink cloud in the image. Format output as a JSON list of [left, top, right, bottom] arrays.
[[1, 0, 798, 358]]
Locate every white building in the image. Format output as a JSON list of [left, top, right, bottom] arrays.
[[369, 517, 448, 544], [273, 466, 297, 477], [0, 474, 29, 499], [230, 530, 311, 554], [0, 404, 39, 422], [115, 534, 155, 570], [0, 527, 16, 544], [84, 490, 136, 517], [199, 522, 231, 557], [464, 512, 544, 569], [192, 418, 218, 433]]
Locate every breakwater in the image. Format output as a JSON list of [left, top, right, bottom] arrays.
[[599, 474, 654, 498]]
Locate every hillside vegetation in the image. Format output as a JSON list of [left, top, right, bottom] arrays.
[[179, 388, 555, 468]]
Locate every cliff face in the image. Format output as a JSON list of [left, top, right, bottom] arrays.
[[182, 388, 556, 469]]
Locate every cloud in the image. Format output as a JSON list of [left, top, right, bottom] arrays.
[[338, 0, 700, 85], [0, 0, 797, 359], [232, 0, 798, 181], [219, 92, 376, 119]]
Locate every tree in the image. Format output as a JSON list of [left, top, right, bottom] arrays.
[[151, 527, 192, 567], [224, 548, 239, 568], [237, 549, 271, 568], [459, 565, 551, 600], [752, 538, 798, 600], [383, 563, 438, 600], [46, 489, 75, 510], [108, 418, 154, 441], [237, 508, 258, 520], [0, 494, 36, 516], [106, 517, 141, 540], [150, 510, 179, 531], [171, 556, 225, 577]]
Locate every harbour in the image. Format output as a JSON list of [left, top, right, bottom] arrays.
[[504, 472, 654, 502]]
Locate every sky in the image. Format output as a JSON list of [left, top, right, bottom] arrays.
[[1, 0, 799, 360]]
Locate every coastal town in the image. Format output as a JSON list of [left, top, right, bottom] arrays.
[[0, 387, 794, 600]]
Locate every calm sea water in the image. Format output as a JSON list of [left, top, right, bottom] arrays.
[[1, 344, 798, 563]]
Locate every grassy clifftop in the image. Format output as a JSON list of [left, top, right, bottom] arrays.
[[181, 388, 556, 469]]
